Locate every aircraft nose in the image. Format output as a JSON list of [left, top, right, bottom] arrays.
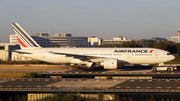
[[171, 55, 175, 60]]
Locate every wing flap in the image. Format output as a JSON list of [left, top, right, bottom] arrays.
[[51, 51, 103, 61]]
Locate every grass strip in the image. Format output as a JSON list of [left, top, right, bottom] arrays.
[[0, 71, 43, 78]]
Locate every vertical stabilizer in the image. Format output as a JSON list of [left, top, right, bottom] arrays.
[[12, 23, 41, 49]]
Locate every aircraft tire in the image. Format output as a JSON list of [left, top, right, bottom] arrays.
[[91, 67, 95, 71], [83, 68, 87, 71], [153, 68, 157, 71], [167, 68, 171, 71], [87, 68, 91, 71], [95, 67, 99, 71]]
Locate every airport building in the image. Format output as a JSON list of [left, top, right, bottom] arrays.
[[167, 29, 180, 43], [136, 37, 171, 47], [136, 39, 156, 47], [10, 35, 19, 44], [0, 43, 35, 61], [71, 36, 88, 47], [0, 43, 16, 46], [10, 34, 50, 47], [88, 36, 102, 46], [0, 45, 20, 61], [32, 33, 50, 47], [167, 36, 180, 43], [101, 36, 129, 45], [48, 33, 72, 46], [10, 33, 88, 47], [88, 36, 129, 46], [151, 37, 169, 41]]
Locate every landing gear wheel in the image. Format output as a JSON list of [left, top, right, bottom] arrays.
[[95, 67, 99, 71], [153, 68, 157, 71], [91, 67, 95, 71], [83, 68, 87, 71], [167, 68, 171, 71], [87, 68, 91, 71]]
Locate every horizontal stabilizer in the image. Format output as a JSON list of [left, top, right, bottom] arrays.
[[9, 50, 32, 54]]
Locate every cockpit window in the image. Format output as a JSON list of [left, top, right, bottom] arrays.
[[167, 53, 171, 55]]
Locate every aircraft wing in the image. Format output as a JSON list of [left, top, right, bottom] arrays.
[[50, 51, 104, 61]]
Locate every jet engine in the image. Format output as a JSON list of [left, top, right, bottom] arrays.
[[100, 58, 118, 69]]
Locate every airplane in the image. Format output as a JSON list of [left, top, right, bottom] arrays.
[[11, 23, 175, 70]]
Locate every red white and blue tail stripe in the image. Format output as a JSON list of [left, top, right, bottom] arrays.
[[12, 23, 41, 49]]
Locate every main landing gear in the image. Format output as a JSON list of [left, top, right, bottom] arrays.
[[83, 67, 100, 71], [83, 62, 101, 71]]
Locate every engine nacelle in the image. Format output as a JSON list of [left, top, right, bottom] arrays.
[[101, 58, 118, 69]]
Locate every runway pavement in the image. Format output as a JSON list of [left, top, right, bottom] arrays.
[[0, 68, 153, 72], [0, 78, 179, 89], [0, 64, 155, 72]]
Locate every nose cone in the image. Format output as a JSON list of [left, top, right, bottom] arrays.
[[170, 55, 175, 61]]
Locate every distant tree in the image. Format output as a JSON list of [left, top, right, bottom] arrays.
[[154, 40, 167, 50], [0, 46, 4, 50], [166, 42, 176, 54], [176, 43, 180, 54], [93, 44, 121, 47], [121, 41, 131, 47], [122, 40, 142, 47], [146, 42, 156, 48], [154, 40, 176, 54]]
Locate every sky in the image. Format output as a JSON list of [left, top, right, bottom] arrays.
[[0, 0, 180, 42]]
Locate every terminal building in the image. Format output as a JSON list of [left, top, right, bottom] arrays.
[[136, 39, 156, 47], [137, 37, 170, 47], [88, 36, 102, 46], [167, 29, 180, 43], [101, 36, 129, 45], [167, 36, 180, 43], [88, 36, 129, 46], [10, 34, 49, 47], [0, 45, 20, 61], [10, 33, 89, 47]]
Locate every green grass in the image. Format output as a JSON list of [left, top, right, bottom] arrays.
[[0, 71, 43, 78]]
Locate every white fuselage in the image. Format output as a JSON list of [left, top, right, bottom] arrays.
[[14, 47, 175, 65]]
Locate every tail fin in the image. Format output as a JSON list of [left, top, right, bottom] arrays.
[[12, 23, 41, 49]]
